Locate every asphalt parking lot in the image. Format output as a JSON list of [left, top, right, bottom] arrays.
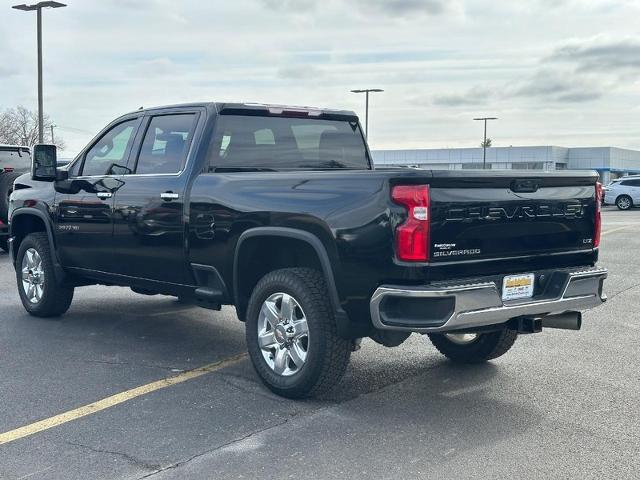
[[1, 207, 639, 479]]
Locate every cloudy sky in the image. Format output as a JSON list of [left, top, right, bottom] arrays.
[[1, 0, 639, 155]]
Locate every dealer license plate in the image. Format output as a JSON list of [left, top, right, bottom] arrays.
[[502, 273, 535, 301]]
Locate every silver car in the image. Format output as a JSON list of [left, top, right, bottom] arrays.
[[603, 176, 640, 210]]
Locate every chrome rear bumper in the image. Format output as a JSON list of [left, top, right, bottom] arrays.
[[370, 267, 607, 333]]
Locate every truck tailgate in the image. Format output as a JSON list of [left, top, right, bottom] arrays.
[[428, 171, 599, 263]]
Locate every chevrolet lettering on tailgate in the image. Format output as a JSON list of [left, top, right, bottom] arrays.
[[445, 203, 585, 222]]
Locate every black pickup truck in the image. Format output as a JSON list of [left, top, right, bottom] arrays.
[[0, 145, 31, 251], [7, 102, 607, 398]]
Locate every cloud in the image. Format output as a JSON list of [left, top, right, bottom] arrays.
[[277, 65, 325, 80], [260, 0, 318, 12], [431, 35, 630, 107], [133, 57, 177, 76], [555, 91, 602, 102], [260, 0, 458, 17], [432, 68, 605, 107], [549, 36, 640, 72], [0, 65, 16, 78], [356, 0, 460, 17], [432, 86, 494, 106], [355, 0, 456, 16], [3, 0, 640, 155], [509, 69, 604, 102]]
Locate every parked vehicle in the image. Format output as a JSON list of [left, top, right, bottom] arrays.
[[7, 103, 607, 398], [0, 145, 31, 252], [603, 176, 640, 210]]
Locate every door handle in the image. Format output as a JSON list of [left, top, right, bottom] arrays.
[[160, 192, 180, 201], [96, 192, 112, 199]]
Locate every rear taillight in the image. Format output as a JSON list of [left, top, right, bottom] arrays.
[[2, 167, 14, 173], [594, 182, 602, 248], [391, 185, 430, 262]]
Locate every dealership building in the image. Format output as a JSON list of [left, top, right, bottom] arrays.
[[372, 146, 640, 184]]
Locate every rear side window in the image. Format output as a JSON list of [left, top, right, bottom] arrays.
[[135, 114, 197, 174], [620, 179, 640, 186], [0, 148, 30, 169], [208, 115, 369, 171]]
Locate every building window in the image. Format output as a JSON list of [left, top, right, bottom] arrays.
[[512, 162, 544, 170]]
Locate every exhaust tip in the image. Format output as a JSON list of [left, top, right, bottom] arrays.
[[542, 311, 582, 331]]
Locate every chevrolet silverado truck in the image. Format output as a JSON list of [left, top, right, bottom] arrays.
[[7, 102, 607, 398], [0, 145, 31, 252]]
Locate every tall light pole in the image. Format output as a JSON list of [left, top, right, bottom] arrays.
[[350, 88, 384, 139], [12, 1, 67, 144], [473, 117, 497, 169]]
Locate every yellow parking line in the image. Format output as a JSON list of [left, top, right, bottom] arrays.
[[601, 226, 632, 236], [0, 353, 247, 446]]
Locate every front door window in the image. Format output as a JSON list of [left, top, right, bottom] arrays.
[[82, 119, 139, 176]]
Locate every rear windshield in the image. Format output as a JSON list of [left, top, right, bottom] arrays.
[[0, 148, 30, 169], [208, 115, 370, 171]]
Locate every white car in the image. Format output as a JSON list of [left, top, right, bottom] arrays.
[[603, 177, 640, 210]]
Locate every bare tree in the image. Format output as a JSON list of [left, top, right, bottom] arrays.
[[480, 137, 492, 148], [0, 105, 65, 150]]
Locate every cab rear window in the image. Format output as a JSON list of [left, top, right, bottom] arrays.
[[208, 115, 370, 171], [0, 148, 30, 169]]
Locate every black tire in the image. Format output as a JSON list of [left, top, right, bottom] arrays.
[[428, 328, 517, 364], [0, 171, 22, 220], [0, 236, 7, 253], [616, 195, 633, 210], [16, 232, 74, 317], [245, 268, 351, 398]]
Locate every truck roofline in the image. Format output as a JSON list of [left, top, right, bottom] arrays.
[[0, 145, 30, 150], [123, 102, 357, 119]]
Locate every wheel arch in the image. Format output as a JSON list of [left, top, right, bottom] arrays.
[[233, 227, 351, 336], [10, 209, 64, 279]]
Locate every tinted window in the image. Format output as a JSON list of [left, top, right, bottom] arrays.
[[82, 119, 138, 176], [135, 114, 197, 174], [0, 148, 30, 169], [209, 115, 369, 170], [621, 179, 640, 187], [461, 163, 485, 169], [512, 162, 544, 170]]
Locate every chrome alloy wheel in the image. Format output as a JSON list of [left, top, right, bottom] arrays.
[[258, 292, 310, 377], [444, 333, 479, 345], [617, 196, 631, 209], [21, 248, 45, 304]]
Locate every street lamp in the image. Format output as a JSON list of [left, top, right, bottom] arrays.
[[12, 1, 67, 143], [473, 117, 497, 169], [350, 88, 384, 139]]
